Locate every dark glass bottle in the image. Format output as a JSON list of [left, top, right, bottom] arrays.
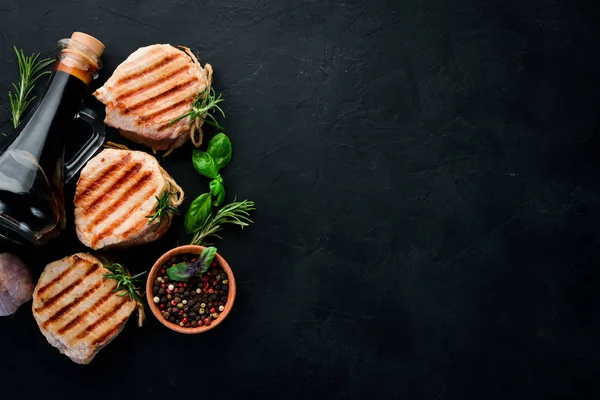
[[0, 32, 104, 246]]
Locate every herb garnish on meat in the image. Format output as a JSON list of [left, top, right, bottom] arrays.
[[102, 260, 146, 304], [147, 191, 180, 231]]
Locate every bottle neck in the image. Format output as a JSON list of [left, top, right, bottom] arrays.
[[55, 39, 102, 86]]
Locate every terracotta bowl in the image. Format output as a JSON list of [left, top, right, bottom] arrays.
[[146, 245, 236, 334]]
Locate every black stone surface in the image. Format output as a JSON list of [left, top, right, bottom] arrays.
[[1, 0, 600, 398]]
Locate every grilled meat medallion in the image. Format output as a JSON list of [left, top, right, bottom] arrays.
[[32, 253, 137, 364], [93, 44, 212, 153], [74, 148, 180, 250]]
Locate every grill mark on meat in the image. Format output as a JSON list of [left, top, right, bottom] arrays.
[[119, 219, 151, 241], [75, 153, 133, 204], [75, 298, 129, 340], [122, 79, 196, 115], [41, 277, 104, 329], [36, 256, 86, 297], [114, 64, 191, 102], [139, 98, 192, 122], [56, 288, 116, 335], [38, 262, 100, 309], [92, 315, 130, 346], [90, 171, 153, 227], [83, 162, 143, 216], [90, 172, 154, 248], [157, 117, 193, 132], [116, 54, 178, 84]]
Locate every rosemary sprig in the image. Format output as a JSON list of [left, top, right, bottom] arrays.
[[146, 191, 180, 231], [168, 86, 225, 129], [102, 259, 146, 304], [8, 47, 54, 128], [191, 199, 255, 245]]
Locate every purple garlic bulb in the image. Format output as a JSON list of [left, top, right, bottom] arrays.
[[0, 253, 33, 316]]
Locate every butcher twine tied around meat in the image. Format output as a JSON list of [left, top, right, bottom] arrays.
[[178, 46, 214, 151]]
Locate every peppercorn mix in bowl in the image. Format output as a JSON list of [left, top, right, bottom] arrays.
[[146, 245, 236, 334]]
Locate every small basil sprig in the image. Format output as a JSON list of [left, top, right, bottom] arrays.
[[184, 193, 212, 234], [192, 133, 232, 206], [192, 150, 218, 179], [167, 246, 217, 282], [207, 133, 232, 170], [209, 175, 225, 207], [185, 131, 254, 245]]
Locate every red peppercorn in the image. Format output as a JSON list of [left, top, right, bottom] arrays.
[[160, 269, 166, 274], [182, 318, 188, 323], [159, 304, 165, 309], [203, 318, 211, 325], [179, 310, 184, 315], [212, 281, 218, 286], [203, 282, 209, 289], [198, 320, 204, 326], [171, 300, 177, 306], [212, 261, 217, 267], [185, 323, 191, 327], [167, 289, 172, 294], [183, 283, 188, 288], [161, 283, 166, 288], [179, 283, 183, 287], [210, 307, 216, 313], [208, 289, 214, 294]]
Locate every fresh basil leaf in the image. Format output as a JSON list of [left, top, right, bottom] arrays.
[[200, 247, 217, 274], [184, 193, 212, 234], [192, 150, 218, 179], [209, 178, 225, 206], [207, 133, 232, 171], [167, 262, 194, 281], [214, 189, 225, 207]]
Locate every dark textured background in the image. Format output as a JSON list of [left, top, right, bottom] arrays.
[[1, 0, 600, 398]]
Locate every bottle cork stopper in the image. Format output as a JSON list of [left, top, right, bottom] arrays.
[[71, 32, 104, 57]]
